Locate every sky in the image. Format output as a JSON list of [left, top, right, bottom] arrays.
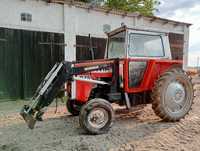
[[156, 0, 200, 67]]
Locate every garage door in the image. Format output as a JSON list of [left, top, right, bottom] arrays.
[[0, 28, 64, 100]]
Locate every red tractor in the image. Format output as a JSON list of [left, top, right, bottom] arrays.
[[20, 26, 194, 134]]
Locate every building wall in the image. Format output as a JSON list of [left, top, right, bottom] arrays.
[[0, 0, 63, 33]]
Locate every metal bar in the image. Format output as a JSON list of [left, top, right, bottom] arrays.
[[73, 76, 109, 85], [39, 63, 63, 95], [0, 38, 7, 42], [74, 44, 97, 49], [38, 42, 67, 46], [32, 63, 59, 99], [89, 34, 95, 60], [26, 95, 41, 114], [125, 93, 131, 109]]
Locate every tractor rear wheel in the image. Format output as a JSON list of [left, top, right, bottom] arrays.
[[79, 98, 114, 135], [66, 99, 80, 116], [151, 68, 194, 121]]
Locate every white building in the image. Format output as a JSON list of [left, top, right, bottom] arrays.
[[0, 0, 191, 99]]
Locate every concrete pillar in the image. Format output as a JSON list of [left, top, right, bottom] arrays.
[[63, 5, 76, 62], [183, 25, 190, 71]]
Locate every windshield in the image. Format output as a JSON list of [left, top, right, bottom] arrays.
[[107, 31, 126, 58], [129, 33, 164, 57]]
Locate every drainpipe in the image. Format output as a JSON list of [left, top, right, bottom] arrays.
[[62, 4, 67, 61], [62, 4, 68, 97]]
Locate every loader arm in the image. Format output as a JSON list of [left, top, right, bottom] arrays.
[[20, 60, 117, 129]]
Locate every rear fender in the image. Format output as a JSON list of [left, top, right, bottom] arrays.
[[124, 59, 182, 93]]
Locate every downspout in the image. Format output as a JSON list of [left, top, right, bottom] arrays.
[[63, 4, 69, 97], [63, 3, 67, 61]]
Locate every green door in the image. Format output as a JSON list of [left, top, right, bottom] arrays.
[[22, 31, 64, 98], [0, 27, 64, 100], [0, 28, 22, 99]]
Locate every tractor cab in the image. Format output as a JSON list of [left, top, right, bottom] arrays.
[[106, 26, 171, 60]]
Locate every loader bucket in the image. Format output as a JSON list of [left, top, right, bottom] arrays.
[[20, 105, 36, 129]]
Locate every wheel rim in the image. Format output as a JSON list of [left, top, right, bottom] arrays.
[[87, 108, 109, 129], [164, 80, 187, 113]]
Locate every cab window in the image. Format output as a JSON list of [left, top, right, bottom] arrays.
[[108, 31, 126, 58], [129, 34, 164, 57]]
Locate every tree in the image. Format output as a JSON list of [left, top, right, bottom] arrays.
[[78, 0, 160, 16], [105, 0, 160, 16]]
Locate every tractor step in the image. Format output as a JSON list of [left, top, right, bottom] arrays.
[[107, 93, 121, 101]]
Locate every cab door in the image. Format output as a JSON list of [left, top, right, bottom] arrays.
[[124, 30, 168, 92]]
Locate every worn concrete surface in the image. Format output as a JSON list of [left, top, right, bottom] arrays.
[[0, 97, 200, 151]]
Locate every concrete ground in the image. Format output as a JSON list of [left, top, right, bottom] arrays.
[[0, 97, 200, 151]]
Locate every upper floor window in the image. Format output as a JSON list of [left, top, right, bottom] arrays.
[[129, 33, 164, 57], [21, 13, 32, 22]]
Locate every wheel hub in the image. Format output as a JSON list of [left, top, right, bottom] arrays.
[[88, 108, 109, 129], [165, 81, 186, 113]]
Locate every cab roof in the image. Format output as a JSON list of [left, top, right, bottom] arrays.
[[107, 25, 169, 37]]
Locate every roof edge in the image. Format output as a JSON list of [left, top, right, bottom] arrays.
[[46, 0, 192, 26]]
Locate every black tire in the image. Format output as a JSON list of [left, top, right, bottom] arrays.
[[79, 98, 114, 135], [151, 68, 194, 121], [66, 99, 80, 116]]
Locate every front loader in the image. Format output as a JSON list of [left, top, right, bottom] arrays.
[[20, 26, 194, 134]]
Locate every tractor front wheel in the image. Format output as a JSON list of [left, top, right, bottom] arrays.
[[79, 98, 114, 135], [151, 68, 194, 121]]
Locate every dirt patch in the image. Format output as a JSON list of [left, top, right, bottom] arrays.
[[0, 98, 200, 151]]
